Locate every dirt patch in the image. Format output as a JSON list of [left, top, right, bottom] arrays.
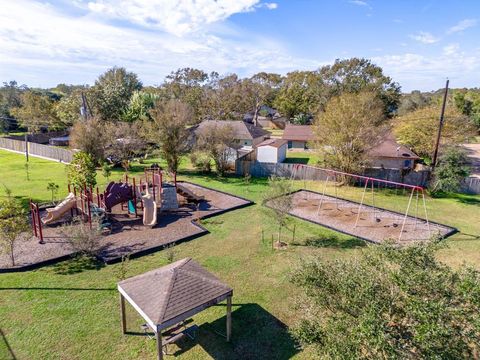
[[266, 190, 456, 244], [0, 182, 252, 271]]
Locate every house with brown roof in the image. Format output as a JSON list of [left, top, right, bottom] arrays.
[[195, 120, 270, 149], [282, 124, 315, 150], [367, 135, 420, 170]]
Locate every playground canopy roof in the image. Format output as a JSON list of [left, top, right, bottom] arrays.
[[118, 257, 233, 332]]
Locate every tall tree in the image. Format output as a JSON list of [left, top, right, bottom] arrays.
[[273, 70, 324, 119], [202, 73, 250, 120], [122, 90, 158, 122], [148, 99, 192, 172], [244, 72, 282, 126], [70, 117, 107, 163], [55, 91, 82, 127], [320, 58, 401, 115], [10, 90, 61, 132], [90, 67, 142, 121], [394, 104, 476, 161], [160, 68, 209, 123], [312, 91, 387, 174]]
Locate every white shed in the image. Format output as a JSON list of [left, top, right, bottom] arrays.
[[256, 139, 288, 163]]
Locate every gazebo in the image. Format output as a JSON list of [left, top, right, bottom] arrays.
[[117, 258, 233, 359]]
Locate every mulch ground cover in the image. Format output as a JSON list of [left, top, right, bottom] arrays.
[[0, 182, 252, 271], [266, 190, 456, 244]]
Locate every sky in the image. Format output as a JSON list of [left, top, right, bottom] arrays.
[[0, 0, 479, 92]]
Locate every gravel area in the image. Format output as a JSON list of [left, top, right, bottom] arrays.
[[267, 190, 456, 244], [0, 182, 252, 271]]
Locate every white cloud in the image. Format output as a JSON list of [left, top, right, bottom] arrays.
[[79, 0, 264, 36], [374, 49, 480, 91], [409, 31, 440, 44], [447, 19, 477, 34], [0, 0, 317, 87], [264, 2, 278, 10], [349, 0, 368, 6], [443, 43, 459, 56]]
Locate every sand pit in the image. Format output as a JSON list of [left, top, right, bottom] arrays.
[[266, 190, 456, 244]]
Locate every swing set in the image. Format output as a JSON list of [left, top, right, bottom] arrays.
[[287, 164, 436, 242]]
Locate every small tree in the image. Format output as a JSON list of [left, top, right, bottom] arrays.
[[313, 91, 387, 174], [67, 151, 97, 190], [196, 123, 237, 176], [101, 161, 112, 181], [291, 241, 480, 359], [263, 176, 294, 245], [431, 146, 471, 194], [46, 182, 59, 203], [0, 196, 30, 266], [149, 99, 192, 173]]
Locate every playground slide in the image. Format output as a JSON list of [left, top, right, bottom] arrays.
[[141, 190, 157, 227], [42, 193, 77, 224], [176, 183, 204, 203], [104, 182, 133, 211]]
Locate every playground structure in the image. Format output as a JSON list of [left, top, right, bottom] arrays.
[[30, 167, 206, 244], [266, 164, 457, 244]]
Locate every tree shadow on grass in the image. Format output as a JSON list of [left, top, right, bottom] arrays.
[[172, 303, 299, 360], [52, 254, 105, 275], [295, 234, 366, 249], [284, 157, 309, 165], [0, 328, 16, 360], [430, 192, 480, 206]]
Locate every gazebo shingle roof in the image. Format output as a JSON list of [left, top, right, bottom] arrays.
[[118, 258, 232, 328]]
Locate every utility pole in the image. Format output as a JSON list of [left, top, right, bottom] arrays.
[[431, 79, 449, 171]]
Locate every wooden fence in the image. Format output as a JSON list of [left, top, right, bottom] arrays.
[[462, 176, 480, 194], [0, 137, 74, 163], [236, 160, 480, 194]]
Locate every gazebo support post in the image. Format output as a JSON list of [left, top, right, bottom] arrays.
[[120, 294, 126, 334], [226, 295, 232, 342], [156, 330, 163, 360]]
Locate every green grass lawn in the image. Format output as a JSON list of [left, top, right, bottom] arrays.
[[284, 151, 322, 165], [0, 149, 479, 359]]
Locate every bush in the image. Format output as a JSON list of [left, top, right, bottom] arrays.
[[431, 146, 470, 194], [291, 241, 480, 358], [190, 151, 212, 173], [60, 217, 103, 257]]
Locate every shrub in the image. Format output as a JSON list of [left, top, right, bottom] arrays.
[[67, 151, 97, 190], [291, 241, 480, 358], [60, 217, 103, 257]]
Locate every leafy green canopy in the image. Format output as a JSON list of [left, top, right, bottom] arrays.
[[291, 241, 480, 359], [431, 146, 471, 193], [67, 151, 97, 189]]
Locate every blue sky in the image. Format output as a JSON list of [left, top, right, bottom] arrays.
[[0, 0, 479, 91]]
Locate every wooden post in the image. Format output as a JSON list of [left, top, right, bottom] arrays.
[[156, 330, 163, 360], [120, 293, 127, 334], [36, 204, 43, 244], [226, 295, 232, 342]]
